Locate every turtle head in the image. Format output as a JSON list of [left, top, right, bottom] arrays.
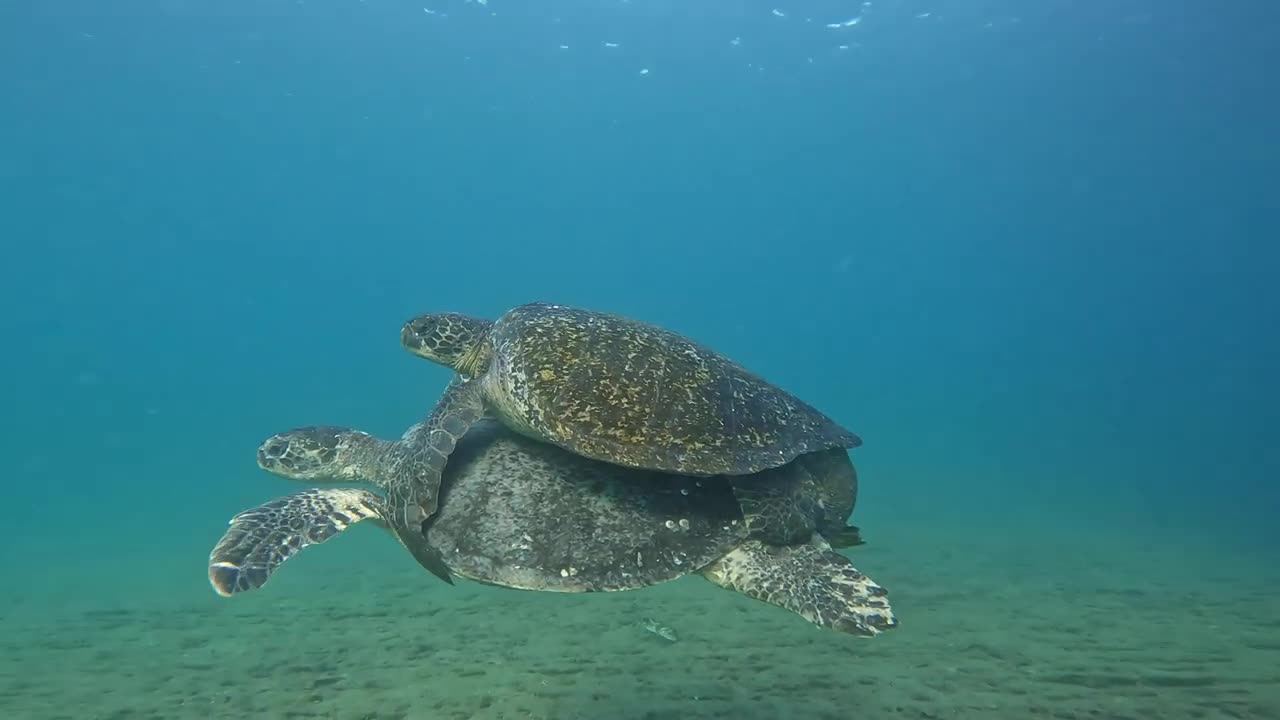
[[257, 426, 376, 482], [400, 312, 493, 377]]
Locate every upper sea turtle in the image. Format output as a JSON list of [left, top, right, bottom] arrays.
[[208, 418, 895, 636], [391, 302, 861, 527]]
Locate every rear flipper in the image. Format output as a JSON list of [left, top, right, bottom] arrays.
[[700, 535, 898, 636], [208, 488, 386, 597]]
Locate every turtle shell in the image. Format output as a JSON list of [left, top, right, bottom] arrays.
[[424, 420, 748, 591], [483, 303, 861, 476]]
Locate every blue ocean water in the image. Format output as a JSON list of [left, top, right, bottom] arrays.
[[2, 1, 1278, 717]]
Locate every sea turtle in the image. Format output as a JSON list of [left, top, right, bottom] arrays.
[[208, 418, 896, 636], [391, 302, 862, 528]]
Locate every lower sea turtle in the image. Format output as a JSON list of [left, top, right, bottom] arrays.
[[390, 302, 862, 528], [208, 418, 896, 636]]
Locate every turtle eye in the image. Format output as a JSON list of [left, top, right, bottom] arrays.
[[266, 442, 286, 457]]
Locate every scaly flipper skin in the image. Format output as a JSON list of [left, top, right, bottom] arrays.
[[700, 535, 898, 637], [208, 488, 385, 596], [388, 379, 487, 528]]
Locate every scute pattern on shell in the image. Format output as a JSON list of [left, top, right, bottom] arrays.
[[487, 303, 862, 476]]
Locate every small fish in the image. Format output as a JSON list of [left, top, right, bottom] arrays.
[[642, 617, 678, 642]]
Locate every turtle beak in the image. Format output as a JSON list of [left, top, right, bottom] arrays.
[[400, 323, 424, 352]]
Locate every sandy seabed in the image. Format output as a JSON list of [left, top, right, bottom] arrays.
[[2, 519, 1277, 720]]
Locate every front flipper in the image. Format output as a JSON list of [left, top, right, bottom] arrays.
[[388, 378, 486, 528], [208, 488, 386, 596], [387, 522, 454, 586], [700, 536, 898, 637]]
